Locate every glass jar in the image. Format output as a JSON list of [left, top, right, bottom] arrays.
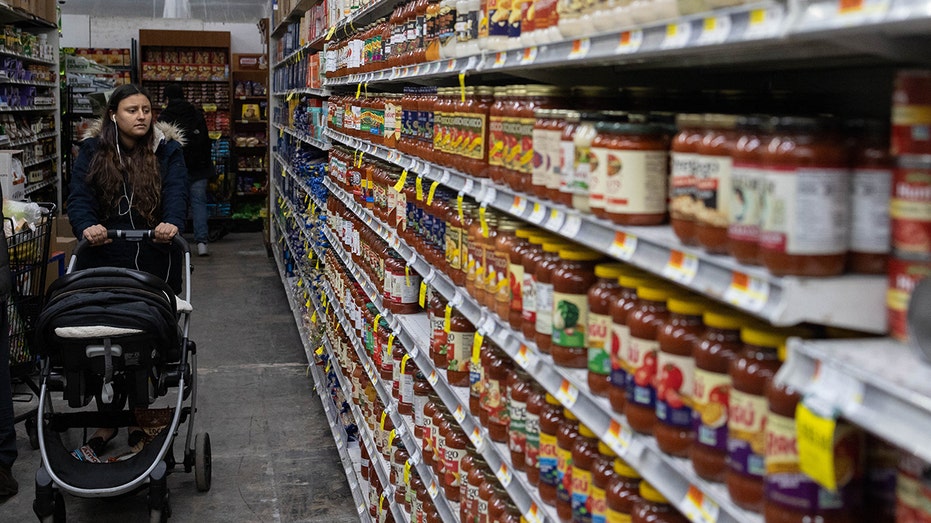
[[483, 344, 512, 443], [491, 219, 521, 319], [413, 370, 431, 439], [533, 109, 568, 200], [604, 122, 670, 226], [525, 380, 546, 486], [384, 253, 422, 315], [551, 247, 603, 368], [608, 273, 653, 415], [464, 454, 487, 520], [539, 392, 564, 505], [465, 86, 494, 178], [508, 366, 532, 471], [571, 423, 600, 523], [521, 233, 553, 339], [695, 113, 739, 255], [398, 353, 417, 416], [507, 228, 535, 328], [655, 296, 706, 458], [591, 442, 618, 523], [727, 115, 769, 265], [847, 119, 891, 274], [569, 113, 600, 213], [691, 309, 745, 483], [587, 263, 628, 397], [535, 240, 573, 354], [607, 458, 642, 522], [556, 111, 582, 207], [444, 423, 468, 502], [446, 306, 476, 386], [632, 481, 690, 523], [437, 0, 459, 58], [556, 408, 581, 522], [488, 87, 511, 185], [429, 293, 449, 370], [670, 114, 704, 245], [759, 116, 849, 277], [624, 284, 675, 435]]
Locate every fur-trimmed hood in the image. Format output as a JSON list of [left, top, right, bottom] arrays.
[[80, 119, 187, 152]]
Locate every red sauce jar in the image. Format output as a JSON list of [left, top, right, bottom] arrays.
[[571, 423, 599, 523], [483, 345, 512, 443], [606, 458, 642, 522], [608, 273, 653, 415], [591, 442, 617, 523], [727, 115, 769, 265], [587, 263, 628, 397], [477, 471, 495, 522], [695, 114, 739, 255], [892, 69, 931, 156], [507, 367, 532, 471], [632, 481, 690, 523], [655, 296, 706, 458], [847, 119, 891, 275], [429, 293, 449, 370], [603, 122, 670, 226], [525, 381, 546, 486], [552, 247, 603, 368], [444, 423, 469, 502], [539, 392, 564, 505], [690, 309, 746, 483], [398, 354, 417, 418], [670, 114, 705, 246], [535, 240, 573, 354], [464, 454, 487, 521], [726, 325, 788, 513], [466, 87, 495, 179], [532, 109, 569, 200], [488, 87, 512, 185], [759, 116, 849, 277], [624, 284, 674, 435], [555, 111, 582, 207], [557, 408, 581, 522], [413, 371, 431, 440], [472, 336, 489, 418], [446, 306, 476, 387], [491, 219, 521, 318], [507, 228, 535, 329], [520, 233, 553, 339]]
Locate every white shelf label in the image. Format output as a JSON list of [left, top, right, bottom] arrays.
[[661, 22, 692, 49], [607, 231, 638, 261], [520, 46, 538, 65], [568, 38, 591, 59], [427, 480, 439, 498], [523, 503, 544, 523], [493, 51, 507, 68], [510, 196, 528, 215], [427, 370, 439, 385], [662, 250, 699, 285], [555, 379, 579, 408], [495, 463, 513, 487], [602, 419, 634, 456], [440, 170, 452, 184], [616, 29, 644, 54], [463, 178, 475, 194], [450, 291, 464, 308], [482, 186, 497, 204], [744, 6, 784, 39], [697, 14, 732, 45], [837, 0, 890, 20], [681, 485, 720, 523], [446, 59, 457, 72], [561, 214, 582, 238], [453, 405, 466, 423], [514, 344, 538, 370], [723, 272, 770, 312], [544, 208, 566, 232], [469, 426, 485, 449]]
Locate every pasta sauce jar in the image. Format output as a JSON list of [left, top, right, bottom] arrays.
[[695, 113, 738, 254], [670, 113, 705, 245], [587, 263, 629, 397], [727, 115, 769, 265], [603, 122, 670, 226], [608, 273, 653, 415], [552, 247, 604, 368], [624, 284, 675, 435], [759, 117, 849, 276]]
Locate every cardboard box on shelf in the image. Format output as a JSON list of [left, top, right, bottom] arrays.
[[0, 150, 25, 201]]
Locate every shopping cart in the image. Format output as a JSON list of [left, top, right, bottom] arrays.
[[8, 202, 56, 449]]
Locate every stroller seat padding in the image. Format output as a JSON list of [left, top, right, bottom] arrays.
[[54, 326, 145, 339]]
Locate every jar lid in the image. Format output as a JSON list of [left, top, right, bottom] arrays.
[[572, 85, 614, 98], [704, 113, 739, 130], [526, 84, 563, 96], [493, 86, 509, 96], [636, 284, 675, 302], [594, 263, 634, 279], [475, 86, 493, 95], [735, 114, 770, 131], [528, 233, 554, 245], [579, 423, 595, 438], [618, 273, 653, 290], [667, 296, 705, 315], [597, 441, 616, 457], [515, 228, 535, 239], [703, 308, 746, 330], [558, 248, 602, 261], [772, 115, 826, 133], [639, 481, 668, 503], [564, 408, 578, 421], [545, 393, 560, 406], [676, 113, 704, 128], [565, 111, 582, 122], [613, 457, 640, 478], [542, 241, 572, 253], [740, 324, 789, 349]]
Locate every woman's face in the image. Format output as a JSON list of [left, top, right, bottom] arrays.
[[112, 94, 152, 144]]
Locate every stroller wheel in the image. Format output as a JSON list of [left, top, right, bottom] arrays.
[[149, 490, 170, 523], [37, 490, 65, 523], [194, 432, 211, 492], [26, 416, 39, 450]]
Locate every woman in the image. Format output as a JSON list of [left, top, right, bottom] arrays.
[[68, 84, 188, 294], [67, 84, 188, 455]]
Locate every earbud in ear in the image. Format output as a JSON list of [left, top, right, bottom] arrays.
[[111, 114, 116, 122]]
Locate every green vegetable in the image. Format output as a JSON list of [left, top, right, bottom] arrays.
[[556, 300, 580, 330]]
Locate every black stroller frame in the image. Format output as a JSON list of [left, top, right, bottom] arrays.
[[31, 230, 211, 522]]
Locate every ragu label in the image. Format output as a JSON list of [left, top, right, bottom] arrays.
[[727, 389, 768, 478], [509, 397, 528, 454], [625, 337, 658, 408], [557, 445, 573, 504], [692, 368, 731, 452], [571, 467, 593, 523], [891, 166, 931, 255], [587, 312, 612, 375], [552, 291, 588, 348], [887, 256, 931, 341], [655, 351, 695, 428], [447, 330, 475, 373], [609, 322, 630, 392], [539, 432, 559, 487], [591, 483, 607, 523]]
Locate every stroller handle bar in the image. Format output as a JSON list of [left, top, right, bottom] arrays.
[[72, 229, 191, 259]]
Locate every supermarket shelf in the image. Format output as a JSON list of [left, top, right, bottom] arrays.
[[0, 47, 56, 66], [324, 128, 886, 333], [272, 0, 322, 38], [272, 87, 330, 98], [308, 0, 400, 52], [0, 130, 57, 148], [0, 77, 55, 88], [24, 176, 57, 195], [275, 122, 332, 151], [272, 246, 376, 522], [776, 337, 931, 464], [323, 0, 931, 87], [23, 155, 55, 168], [325, 177, 764, 523], [0, 104, 58, 112]]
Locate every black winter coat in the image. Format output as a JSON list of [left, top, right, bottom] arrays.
[[157, 99, 214, 181]]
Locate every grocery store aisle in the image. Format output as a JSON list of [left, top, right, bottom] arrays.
[[4, 232, 357, 522]]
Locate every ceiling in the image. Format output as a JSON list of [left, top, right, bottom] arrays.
[[59, 0, 271, 24]]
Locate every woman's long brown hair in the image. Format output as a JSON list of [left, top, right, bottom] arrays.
[[86, 84, 162, 226]]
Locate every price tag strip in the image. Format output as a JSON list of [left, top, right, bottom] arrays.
[[697, 14, 732, 45], [607, 231, 638, 261], [555, 379, 579, 408], [662, 250, 699, 285], [723, 272, 770, 312], [616, 29, 644, 54], [681, 485, 721, 523], [661, 21, 693, 49]]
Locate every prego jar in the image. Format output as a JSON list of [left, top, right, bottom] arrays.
[[727, 115, 769, 265], [695, 113, 738, 254], [670, 114, 705, 245]]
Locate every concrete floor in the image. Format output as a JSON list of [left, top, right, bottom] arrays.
[[2, 232, 358, 522]]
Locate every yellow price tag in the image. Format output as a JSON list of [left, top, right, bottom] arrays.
[[356, 82, 362, 99], [286, 90, 295, 101], [416, 176, 424, 201], [394, 169, 409, 192], [315, 346, 324, 356], [444, 304, 452, 333], [479, 205, 489, 238], [471, 331, 484, 364], [796, 402, 839, 491], [419, 281, 427, 308], [356, 151, 364, 168], [401, 353, 411, 374], [459, 72, 466, 102], [297, 278, 304, 287], [388, 429, 397, 449], [373, 314, 382, 332], [387, 334, 395, 357], [403, 460, 412, 485], [457, 193, 464, 221], [311, 310, 317, 323], [326, 25, 337, 41], [405, 265, 412, 287], [426, 181, 440, 206], [380, 411, 387, 430]]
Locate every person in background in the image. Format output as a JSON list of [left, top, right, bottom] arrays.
[[157, 83, 214, 256], [0, 200, 16, 499], [67, 83, 188, 455]]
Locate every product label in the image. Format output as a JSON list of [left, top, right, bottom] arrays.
[[572, 467, 593, 523], [535, 282, 555, 335], [625, 337, 658, 408], [589, 146, 616, 210], [591, 484, 607, 523], [489, 115, 506, 167], [561, 138, 581, 194], [460, 113, 487, 160], [587, 313, 612, 375], [484, 376, 509, 425], [604, 150, 669, 214], [446, 225, 464, 269], [887, 257, 931, 341], [533, 128, 560, 189], [414, 393, 429, 429], [525, 409, 541, 467], [728, 163, 764, 242], [385, 270, 421, 304], [692, 368, 731, 452], [509, 398, 528, 454], [891, 166, 931, 255], [552, 291, 588, 348], [423, 410, 435, 453], [727, 389, 768, 478], [539, 432, 559, 487], [455, 7, 479, 43], [694, 154, 733, 228], [522, 272, 537, 324], [487, 0, 510, 37], [445, 446, 465, 487], [850, 168, 892, 253], [609, 322, 630, 392], [470, 358, 483, 400], [448, 330, 476, 373], [400, 373, 414, 406], [509, 262, 525, 313], [490, 249, 511, 305], [670, 152, 699, 219], [557, 445, 573, 505], [655, 351, 695, 428], [759, 166, 850, 255]]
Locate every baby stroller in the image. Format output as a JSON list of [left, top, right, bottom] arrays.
[[30, 230, 211, 522]]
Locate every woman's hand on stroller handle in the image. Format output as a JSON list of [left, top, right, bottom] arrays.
[[75, 227, 191, 254]]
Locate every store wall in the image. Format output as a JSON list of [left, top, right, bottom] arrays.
[[61, 15, 265, 54]]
